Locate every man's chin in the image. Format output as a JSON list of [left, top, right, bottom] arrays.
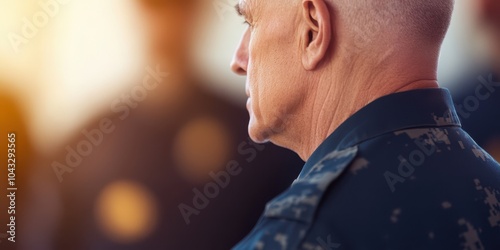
[[248, 121, 271, 144]]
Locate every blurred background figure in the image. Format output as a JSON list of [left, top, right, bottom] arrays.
[[448, 0, 500, 161], [40, 0, 303, 249]]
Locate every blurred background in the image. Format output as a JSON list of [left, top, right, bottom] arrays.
[[0, 0, 498, 249]]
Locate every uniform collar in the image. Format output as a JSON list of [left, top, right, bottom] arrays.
[[301, 88, 461, 178]]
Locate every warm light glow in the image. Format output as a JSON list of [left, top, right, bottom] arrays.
[[485, 137, 500, 162], [173, 116, 232, 183], [95, 180, 158, 244]]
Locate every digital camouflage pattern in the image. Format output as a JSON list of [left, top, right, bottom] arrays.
[[234, 89, 500, 250]]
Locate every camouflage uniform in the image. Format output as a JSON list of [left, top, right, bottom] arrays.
[[233, 89, 500, 250]]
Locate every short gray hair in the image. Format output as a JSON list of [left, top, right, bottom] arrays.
[[333, 0, 454, 47]]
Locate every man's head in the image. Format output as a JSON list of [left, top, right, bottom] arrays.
[[231, 0, 454, 158], [136, 0, 211, 105], [137, 0, 209, 67]]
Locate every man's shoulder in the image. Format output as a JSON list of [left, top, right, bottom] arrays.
[[234, 125, 500, 249], [305, 125, 500, 249], [342, 126, 500, 191]]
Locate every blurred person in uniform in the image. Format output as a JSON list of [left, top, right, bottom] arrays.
[[450, 0, 500, 160], [43, 0, 304, 250], [230, 0, 500, 249]]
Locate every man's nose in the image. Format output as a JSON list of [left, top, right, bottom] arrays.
[[231, 29, 250, 76]]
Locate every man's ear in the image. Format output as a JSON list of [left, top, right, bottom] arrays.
[[301, 0, 332, 70]]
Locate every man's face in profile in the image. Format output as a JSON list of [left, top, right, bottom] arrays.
[[232, 0, 309, 145]]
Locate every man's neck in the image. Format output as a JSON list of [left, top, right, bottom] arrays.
[[294, 69, 438, 161], [271, 43, 442, 161]]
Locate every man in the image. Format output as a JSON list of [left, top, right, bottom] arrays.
[[230, 0, 500, 249], [451, 0, 500, 161]]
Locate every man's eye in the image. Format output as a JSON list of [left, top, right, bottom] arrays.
[[243, 21, 252, 27]]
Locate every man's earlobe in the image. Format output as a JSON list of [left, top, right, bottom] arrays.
[[301, 0, 332, 70]]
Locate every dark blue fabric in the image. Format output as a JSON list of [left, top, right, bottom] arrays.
[[451, 72, 500, 147], [234, 88, 500, 250]]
